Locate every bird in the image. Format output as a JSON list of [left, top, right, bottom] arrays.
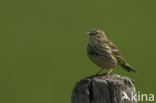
[[87, 29, 136, 76]]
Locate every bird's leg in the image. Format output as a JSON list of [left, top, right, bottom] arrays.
[[96, 68, 104, 75], [106, 68, 113, 78]]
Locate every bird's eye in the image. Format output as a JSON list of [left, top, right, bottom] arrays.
[[95, 32, 98, 34]]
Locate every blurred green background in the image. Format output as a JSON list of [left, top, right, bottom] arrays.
[[0, 0, 156, 103]]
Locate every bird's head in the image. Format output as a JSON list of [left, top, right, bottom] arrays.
[[87, 29, 108, 41]]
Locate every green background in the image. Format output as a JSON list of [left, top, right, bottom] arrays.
[[0, 0, 156, 103]]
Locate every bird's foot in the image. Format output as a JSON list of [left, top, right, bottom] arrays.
[[105, 74, 110, 78], [105, 68, 113, 78]]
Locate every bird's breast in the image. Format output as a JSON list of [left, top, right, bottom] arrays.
[[87, 44, 117, 69]]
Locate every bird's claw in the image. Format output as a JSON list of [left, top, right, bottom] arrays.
[[105, 74, 110, 78]]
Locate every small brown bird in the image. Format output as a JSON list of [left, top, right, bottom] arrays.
[[87, 29, 136, 76]]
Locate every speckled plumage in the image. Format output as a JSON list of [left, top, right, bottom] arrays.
[[87, 41, 118, 69], [87, 29, 136, 75]]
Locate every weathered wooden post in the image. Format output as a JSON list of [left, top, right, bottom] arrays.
[[71, 74, 137, 103]]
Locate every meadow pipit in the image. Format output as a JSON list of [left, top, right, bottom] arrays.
[[87, 29, 136, 76]]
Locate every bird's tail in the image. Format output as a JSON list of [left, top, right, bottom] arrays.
[[120, 63, 136, 73]]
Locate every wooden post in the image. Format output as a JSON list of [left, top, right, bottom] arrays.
[[71, 74, 137, 103]]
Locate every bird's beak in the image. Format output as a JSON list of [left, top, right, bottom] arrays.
[[86, 31, 94, 36], [86, 32, 93, 36], [86, 32, 90, 35], [86, 32, 94, 37]]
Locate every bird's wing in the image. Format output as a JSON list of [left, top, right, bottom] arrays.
[[105, 40, 136, 72], [105, 40, 126, 64]]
